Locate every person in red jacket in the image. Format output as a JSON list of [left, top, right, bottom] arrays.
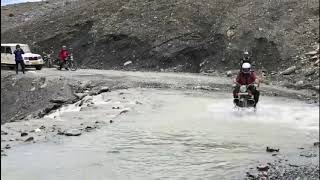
[[233, 63, 260, 107], [58, 45, 70, 70]]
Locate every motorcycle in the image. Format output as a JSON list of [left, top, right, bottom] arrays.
[[56, 48, 77, 71], [65, 53, 77, 71], [43, 50, 54, 68], [233, 83, 257, 108]]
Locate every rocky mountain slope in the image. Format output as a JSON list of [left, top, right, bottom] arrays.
[[1, 0, 319, 88]]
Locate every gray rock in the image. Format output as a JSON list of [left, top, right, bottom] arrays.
[[65, 129, 82, 136], [266, 146, 279, 152], [205, 69, 215, 73], [226, 70, 233, 77], [74, 93, 87, 99], [257, 165, 269, 171], [123, 61, 132, 66], [294, 80, 304, 87], [305, 50, 318, 56], [270, 71, 277, 75], [57, 131, 65, 135], [120, 109, 129, 114], [135, 101, 143, 105], [194, 86, 211, 90], [305, 69, 316, 76], [300, 153, 317, 158], [50, 97, 68, 104], [310, 55, 319, 60], [85, 126, 95, 132], [289, 164, 299, 167], [280, 66, 297, 75], [5, 144, 11, 149], [25, 137, 34, 142], [246, 172, 256, 178], [21, 132, 28, 137], [98, 86, 110, 94]]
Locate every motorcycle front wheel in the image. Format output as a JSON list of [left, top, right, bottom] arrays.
[[239, 99, 247, 108], [47, 59, 52, 68], [68, 61, 77, 71]]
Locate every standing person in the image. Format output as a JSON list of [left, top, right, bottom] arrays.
[[58, 45, 70, 70], [14, 44, 25, 74]]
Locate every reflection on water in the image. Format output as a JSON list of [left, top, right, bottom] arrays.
[[1, 89, 319, 180]]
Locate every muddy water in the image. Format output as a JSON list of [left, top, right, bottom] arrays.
[[1, 89, 319, 180]]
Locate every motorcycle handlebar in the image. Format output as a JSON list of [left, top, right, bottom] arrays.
[[233, 83, 258, 87]]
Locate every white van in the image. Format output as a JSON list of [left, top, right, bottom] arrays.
[[1, 43, 44, 70]]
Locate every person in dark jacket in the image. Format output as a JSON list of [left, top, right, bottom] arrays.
[[14, 44, 25, 74]]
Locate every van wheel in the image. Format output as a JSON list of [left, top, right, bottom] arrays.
[[35, 65, 42, 70]]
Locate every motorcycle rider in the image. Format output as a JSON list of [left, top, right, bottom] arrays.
[[58, 45, 70, 70], [240, 51, 255, 71], [233, 62, 260, 107]]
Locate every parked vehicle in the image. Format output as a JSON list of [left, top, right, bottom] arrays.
[[1, 43, 44, 70]]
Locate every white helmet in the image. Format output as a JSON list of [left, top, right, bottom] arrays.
[[242, 62, 251, 73]]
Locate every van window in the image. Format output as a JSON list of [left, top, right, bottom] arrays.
[[5, 47, 12, 54], [1, 46, 5, 53]]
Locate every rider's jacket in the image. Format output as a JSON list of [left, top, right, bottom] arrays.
[[59, 50, 69, 61], [236, 71, 257, 85]]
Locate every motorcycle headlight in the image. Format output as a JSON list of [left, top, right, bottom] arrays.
[[240, 85, 247, 93]]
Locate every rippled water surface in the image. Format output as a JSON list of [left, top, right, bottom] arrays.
[[1, 89, 319, 180]]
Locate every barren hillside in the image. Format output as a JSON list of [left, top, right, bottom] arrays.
[[1, 0, 319, 88]]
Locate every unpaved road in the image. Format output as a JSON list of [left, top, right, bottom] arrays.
[[1, 68, 319, 180], [5, 68, 320, 98]]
